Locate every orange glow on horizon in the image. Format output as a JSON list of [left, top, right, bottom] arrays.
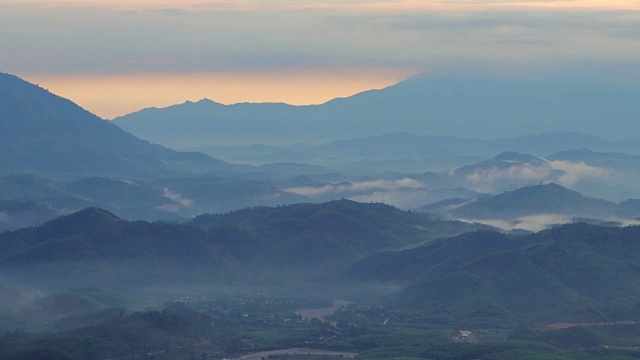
[[25, 68, 416, 119]]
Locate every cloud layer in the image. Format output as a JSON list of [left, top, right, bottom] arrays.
[[3, 0, 640, 115], [4, 1, 640, 76]]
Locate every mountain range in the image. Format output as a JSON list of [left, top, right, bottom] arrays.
[[343, 223, 640, 326], [5, 70, 640, 231], [113, 76, 640, 148], [0, 200, 489, 288], [4, 202, 640, 328]]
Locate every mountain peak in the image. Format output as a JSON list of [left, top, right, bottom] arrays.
[[193, 98, 223, 106], [451, 182, 614, 221], [28, 207, 122, 239], [49, 207, 121, 226]]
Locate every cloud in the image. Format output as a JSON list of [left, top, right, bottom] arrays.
[[460, 213, 573, 232], [285, 178, 477, 208], [621, 218, 640, 226], [349, 188, 431, 209], [464, 163, 553, 183], [463, 213, 640, 232], [161, 188, 194, 208], [285, 178, 423, 197], [460, 160, 612, 191], [4, 0, 640, 77], [4, 0, 640, 115], [548, 160, 611, 186]]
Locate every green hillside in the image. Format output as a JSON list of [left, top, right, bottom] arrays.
[[192, 199, 491, 264], [344, 223, 640, 326], [0, 201, 489, 287]]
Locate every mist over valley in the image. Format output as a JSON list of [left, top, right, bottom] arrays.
[[2, 71, 640, 359]]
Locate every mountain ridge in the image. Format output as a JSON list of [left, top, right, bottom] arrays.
[[0, 200, 491, 286], [113, 75, 640, 146], [343, 223, 640, 325], [421, 183, 617, 222]]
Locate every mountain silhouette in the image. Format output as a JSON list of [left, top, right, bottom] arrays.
[[114, 76, 640, 147]]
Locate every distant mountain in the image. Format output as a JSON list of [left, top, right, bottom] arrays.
[[113, 98, 306, 147], [0, 173, 313, 221], [311, 132, 640, 161], [66, 177, 171, 208], [0, 73, 238, 178], [615, 199, 640, 218], [452, 151, 557, 179], [449, 183, 616, 220], [443, 151, 563, 195], [0, 199, 57, 231], [257, 162, 334, 176], [0, 174, 188, 222], [544, 149, 640, 201], [184, 132, 640, 176], [344, 223, 640, 326], [547, 148, 640, 170], [113, 76, 640, 147], [417, 197, 484, 215]]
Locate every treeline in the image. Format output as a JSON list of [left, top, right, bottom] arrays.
[[0, 303, 214, 360]]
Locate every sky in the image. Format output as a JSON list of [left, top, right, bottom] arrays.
[[3, 0, 640, 118]]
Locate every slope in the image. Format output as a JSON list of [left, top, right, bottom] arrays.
[[0, 208, 230, 286], [344, 223, 640, 326], [450, 183, 616, 220], [190, 199, 492, 265], [0, 73, 235, 178], [0, 201, 492, 287]]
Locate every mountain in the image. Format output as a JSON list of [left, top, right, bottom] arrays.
[[0, 207, 233, 287], [182, 132, 640, 177], [443, 151, 563, 195], [190, 199, 491, 265], [343, 223, 640, 326], [0, 199, 57, 231], [113, 98, 307, 147], [311, 132, 640, 162], [0, 200, 491, 287], [544, 149, 640, 201], [256, 162, 334, 177], [452, 151, 557, 179], [615, 199, 640, 218], [448, 183, 616, 220], [547, 148, 640, 171], [417, 196, 485, 215], [0, 73, 238, 178], [0, 173, 316, 222], [113, 76, 640, 148]]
